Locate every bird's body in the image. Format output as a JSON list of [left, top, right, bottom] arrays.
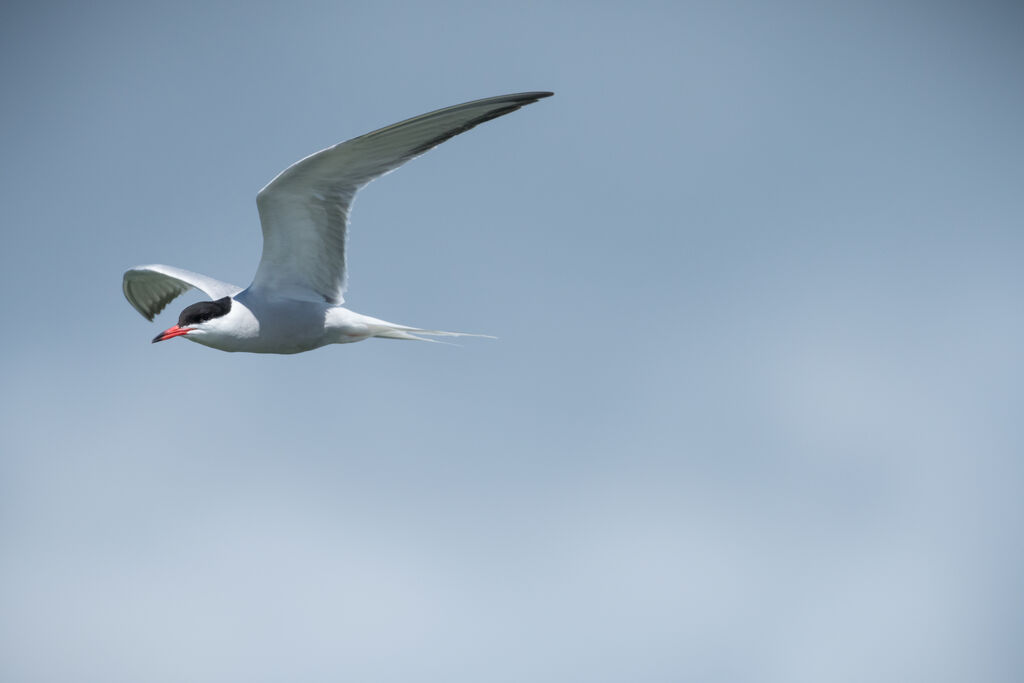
[[180, 293, 451, 354], [122, 91, 552, 354]]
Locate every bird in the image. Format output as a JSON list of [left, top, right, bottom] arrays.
[[122, 91, 553, 354]]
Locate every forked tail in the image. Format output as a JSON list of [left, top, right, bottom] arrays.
[[370, 324, 496, 344]]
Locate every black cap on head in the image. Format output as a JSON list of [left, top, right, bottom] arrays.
[[178, 297, 232, 327]]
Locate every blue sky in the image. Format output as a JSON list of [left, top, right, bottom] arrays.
[[2, 1, 1023, 681]]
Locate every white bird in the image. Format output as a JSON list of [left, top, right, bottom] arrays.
[[123, 91, 552, 354]]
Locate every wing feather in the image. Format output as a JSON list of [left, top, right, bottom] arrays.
[[250, 91, 553, 303], [122, 265, 243, 321]]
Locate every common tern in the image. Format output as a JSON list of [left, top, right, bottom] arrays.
[[123, 91, 553, 354]]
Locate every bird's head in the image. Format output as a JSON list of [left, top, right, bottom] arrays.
[[152, 296, 234, 343]]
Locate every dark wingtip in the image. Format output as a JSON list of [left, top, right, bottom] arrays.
[[514, 91, 554, 103]]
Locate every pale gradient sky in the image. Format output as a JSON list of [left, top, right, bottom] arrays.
[[2, 1, 1023, 682]]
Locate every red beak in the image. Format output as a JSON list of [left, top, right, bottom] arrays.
[[152, 325, 191, 343]]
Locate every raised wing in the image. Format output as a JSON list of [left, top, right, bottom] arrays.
[[250, 91, 554, 304], [123, 264, 243, 321]]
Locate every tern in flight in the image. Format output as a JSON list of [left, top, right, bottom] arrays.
[[123, 91, 553, 353]]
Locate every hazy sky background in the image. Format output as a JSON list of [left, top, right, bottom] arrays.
[[2, 1, 1022, 681]]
